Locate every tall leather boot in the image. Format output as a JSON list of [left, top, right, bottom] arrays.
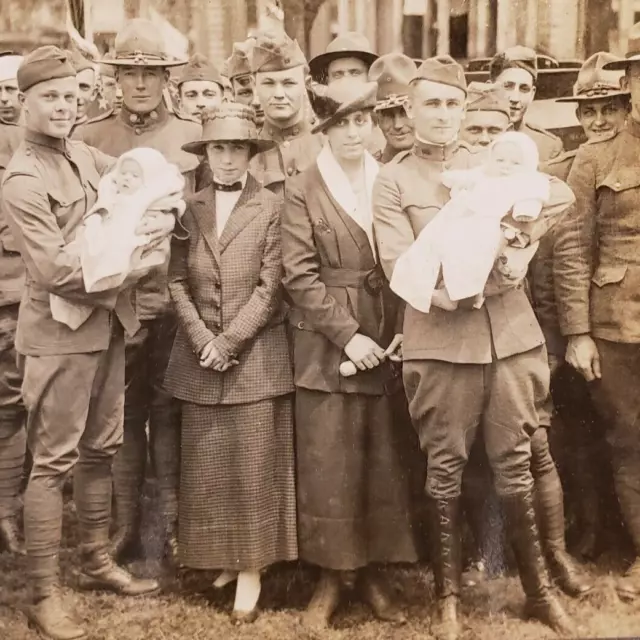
[[613, 480, 640, 601], [0, 414, 26, 555], [302, 569, 342, 631], [110, 424, 146, 562], [535, 467, 593, 597], [27, 582, 87, 640], [502, 491, 575, 636], [429, 498, 462, 640]]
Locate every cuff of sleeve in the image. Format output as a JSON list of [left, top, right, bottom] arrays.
[[191, 325, 215, 354], [559, 318, 591, 337], [172, 219, 190, 241], [330, 320, 360, 351], [541, 324, 566, 357], [211, 334, 237, 360]]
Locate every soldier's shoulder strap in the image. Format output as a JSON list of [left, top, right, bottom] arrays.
[[389, 149, 413, 165], [526, 121, 561, 142], [545, 148, 578, 166], [584, 130, 619, 146]]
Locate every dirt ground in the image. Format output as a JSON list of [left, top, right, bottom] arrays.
[[2, 520, 640, 640]]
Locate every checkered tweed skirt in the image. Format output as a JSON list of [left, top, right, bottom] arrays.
[[178, 394, 298, 571]]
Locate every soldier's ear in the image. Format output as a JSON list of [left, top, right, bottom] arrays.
[[18, 92, 26, 107], [404, 100, 414, 120], [621, 73, 630, 91], [164, 69, 171, 83]]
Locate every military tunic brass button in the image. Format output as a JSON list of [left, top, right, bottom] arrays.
[[287, 167, 294, 176], [615, 181, 621, 189], [25, 148, 31, 156], [129, 114, 137, 123], [282, 140, 290, 148], [135, 128, 142, 135], [150, 111, 158, 120]]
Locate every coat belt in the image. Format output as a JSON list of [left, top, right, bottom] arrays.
[[319, 266, 384, 294]]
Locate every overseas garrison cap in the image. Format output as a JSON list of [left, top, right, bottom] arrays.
[[368, 52, 416, 111], [67, 49, 95, 74], [101, 18, 186, 67], [0, 52, 24, 84], [490, 46, 538, 82], [177, 53, 224, 89], [558, 52, 629, 102], [466, 82, 511, 117], [310, 81, 378, 134], [226, 39, 255, 79], [17, 46, 76, 92], [251, 32, 307, 74], [412, 55, 467, 95], [309, 32, 378, 83]]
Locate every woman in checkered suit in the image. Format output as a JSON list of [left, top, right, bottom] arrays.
[[164, 103, 297, 623]]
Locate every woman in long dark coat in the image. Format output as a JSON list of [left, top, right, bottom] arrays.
[[164, 103, 297, 623], [282, 82, 419, 630]]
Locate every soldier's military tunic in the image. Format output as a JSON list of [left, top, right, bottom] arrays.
[[251, 119, 324, 194], [520, 120, 564, 163], [76, 102, 201, 538], [555, 119, 640, 556], [373, 139, 574, 499], [0, 119, 25, 523]]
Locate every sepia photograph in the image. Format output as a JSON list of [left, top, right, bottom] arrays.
[[1, 0, 640, 638]]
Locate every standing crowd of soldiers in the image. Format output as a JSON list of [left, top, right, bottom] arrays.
[[1, 13, 640, 640]]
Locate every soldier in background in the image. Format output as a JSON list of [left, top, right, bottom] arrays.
[[0, 52, 23, 126], [76, 19, 201, 565], [67, 50, 98, 136], [368, 52, 416, 164], [226, 39, 264, 126], [0, 51, 25, 556], [175, 53, 225, 122], [536, 53, 629, 560], [97, 55, 123, 115], [490, 46, 564, 162], [250, 31, 324, 194], [460, 82, 512, 148]]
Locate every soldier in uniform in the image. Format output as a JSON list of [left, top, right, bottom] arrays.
[[67, 50, 98, 136], [553, 25, 640, 601], [95, 54, 123, 116], [534, 52, 630, 560], [460, 82, 512, 148], [2, 46, 158, 640], [368, 53, 416, 164], [490, 46, 564, 162], [76, 19, 201, 564], [175, 53, 225, 122], [0, 51, 25, 556], [0, 52, 23, 126], [372, 56, 576, 639], [250, 31, 324, 194], [226, 39, 264, 126]]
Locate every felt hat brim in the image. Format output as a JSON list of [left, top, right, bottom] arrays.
[[602, 54, 640, 70], [100, 56, 187, 68], [311, 84, 378, 134], [182, 137, 276, 156], [374, 95, 409, 112], [556, 88, 630, 102], [309, 50, 379, 81]]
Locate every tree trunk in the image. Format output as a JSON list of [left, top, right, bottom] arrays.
[[584, 0, 613, 56], [281, 0, 327, 56]]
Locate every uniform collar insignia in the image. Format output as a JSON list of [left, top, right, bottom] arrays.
[[412, 137, 458, 162], [260, 117, 311, 143], [119, 101, 169, 131]]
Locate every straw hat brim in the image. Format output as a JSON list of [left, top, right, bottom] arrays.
[[100, 57, 187, 68], [309, 50, 379, 80], [182, 137, 276, 156], [602, 54, 640, 70], [556, 88, 630, 103]]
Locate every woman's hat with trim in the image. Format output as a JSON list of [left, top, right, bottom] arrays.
[[181, 102, 276, 156], [310, 81, 378, 134]]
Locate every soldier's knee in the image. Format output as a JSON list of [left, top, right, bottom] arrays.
[[530, 427, 555, 479]]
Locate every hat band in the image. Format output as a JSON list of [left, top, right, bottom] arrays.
[[577, 85, 623, 97], [116, 50, 169, 63]]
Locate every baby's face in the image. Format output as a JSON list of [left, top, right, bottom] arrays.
[[115, 159, 144, 194], [487, 141, 527, 177]]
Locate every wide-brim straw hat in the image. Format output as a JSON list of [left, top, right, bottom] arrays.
[[557, 51, 629, 102], [181, 102, 275, 156], [309, 81, 378, 134], [100, 18, 186, 67]]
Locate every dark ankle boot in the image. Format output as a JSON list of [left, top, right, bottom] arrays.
[[502, 491, 575, 636], [429, 498, 462, 640], [613, 478, 640, 601], [0, 516, 25, 555], [359, 566, 406, 624], [302, 570, 341, 631], [27, 589, 87, 640], [535, 470, 593, 597], [77, 549, 159, 596]]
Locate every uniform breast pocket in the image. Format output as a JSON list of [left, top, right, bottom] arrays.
[[48, 185, 87, 231], [403, 201, 443, 233]]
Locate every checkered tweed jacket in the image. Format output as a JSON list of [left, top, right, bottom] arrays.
[[164, 173, 294, 405]]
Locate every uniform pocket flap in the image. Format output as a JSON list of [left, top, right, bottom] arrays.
[[48, 185, 85, 208], [599, 168, 640, 193], [591, 265, 628, 287]]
